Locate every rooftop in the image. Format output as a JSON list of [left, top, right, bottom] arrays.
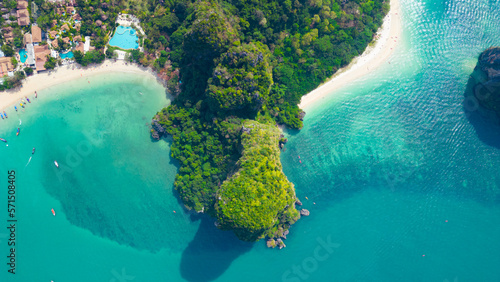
[[51, 39, 59, 49], [31, 25, 42, 43], [33, 45, 50, 71], [18, 16, 30, 26], [26, 43, 35, 65], [23, 33, 32, 45], [0, 57, 14, 77], [17, 0, 28, 9], [17, 9, 29, 18]]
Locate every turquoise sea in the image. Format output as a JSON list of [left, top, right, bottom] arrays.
[[2, 0, 500, 281]]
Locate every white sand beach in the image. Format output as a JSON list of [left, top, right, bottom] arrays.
[[299, 0, 402, 109], [1, 0, 400, 113], [0, 60, 155, 112]]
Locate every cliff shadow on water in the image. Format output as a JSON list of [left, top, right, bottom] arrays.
[[179, 216, 253, 282], [463, 47, 500, 149]]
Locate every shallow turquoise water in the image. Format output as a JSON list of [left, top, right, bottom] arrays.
[[2, 0, 500, 281], [109, 26, 139, 50]]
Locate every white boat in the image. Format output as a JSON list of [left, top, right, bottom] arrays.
[[54, 161, 59, 168]]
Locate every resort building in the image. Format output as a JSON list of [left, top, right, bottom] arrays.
[[17, 0, 28, 10], [23, 33, 32, 45], [72, 13, 82, 21], [48, 30, 58, 40], [25, 43, 36, 66], [75, 42, 84, 53], [31, 25, 42, 44], [33, 45, 50, 72], [22, 25, 43, 68], [17, 8, 30, 26], [50, 39, 58, 49], [0, 57, 14, 77], [2, 27, 14, 44]]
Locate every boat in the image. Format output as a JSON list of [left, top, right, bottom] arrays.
[[0, 138, 6, 143], [32, 148, 35, 154], [51, 209, 56, 216], [54, 161, 59, 168], [16, 128, 20, 136], [3, 111, 7, 118]]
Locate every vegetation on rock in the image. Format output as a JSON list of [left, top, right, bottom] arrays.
[[151, 0, 388, 242], [215, 120, 299, 241]]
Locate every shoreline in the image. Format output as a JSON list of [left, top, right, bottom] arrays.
[[1, 0, 401, 114], [299, 0, 402, 110], [0, 60, 158, 113]]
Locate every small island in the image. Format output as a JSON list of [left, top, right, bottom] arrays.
[[150, 0, 389, 245]]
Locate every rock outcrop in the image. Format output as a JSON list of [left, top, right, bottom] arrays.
[[300, 209, 310, 216], [150, 117, 166, 140], [464, 47, 500, 124], [267, 239, 276, 248]]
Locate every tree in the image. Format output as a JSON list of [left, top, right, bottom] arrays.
[[1, 45, 14, 57], [105, 48, 114, 58], [24, 67, 34, 76], [44, 56, 57, 69], [206, 42, 273, 116], [11, 57, 18, 68], [73, 50, 84, 64]]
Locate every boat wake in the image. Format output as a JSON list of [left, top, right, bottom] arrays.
[[19, 119, 22, 126], [25, 156, 32, 167]]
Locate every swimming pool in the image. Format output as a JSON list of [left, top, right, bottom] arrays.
[[19, 49, 27, 63], [60, 51, 74, 59], [109, 26, 139, 49]]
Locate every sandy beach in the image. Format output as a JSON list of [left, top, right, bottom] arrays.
[[0, 60, 156, 112], [299, 0, 402, 109], [1, 0, 400, 113]]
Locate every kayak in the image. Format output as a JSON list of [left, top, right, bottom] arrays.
[[3, 111, 7, 118], [0, 138, 6, 143], [51, 209, 55, 216], [1, 114, 3, 119], [14, 106, 17, 111], [26, 96, 30, 103], [16, 128, 20, 136], [54, 161, 59, 168], [32, 147, 35, 154]]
